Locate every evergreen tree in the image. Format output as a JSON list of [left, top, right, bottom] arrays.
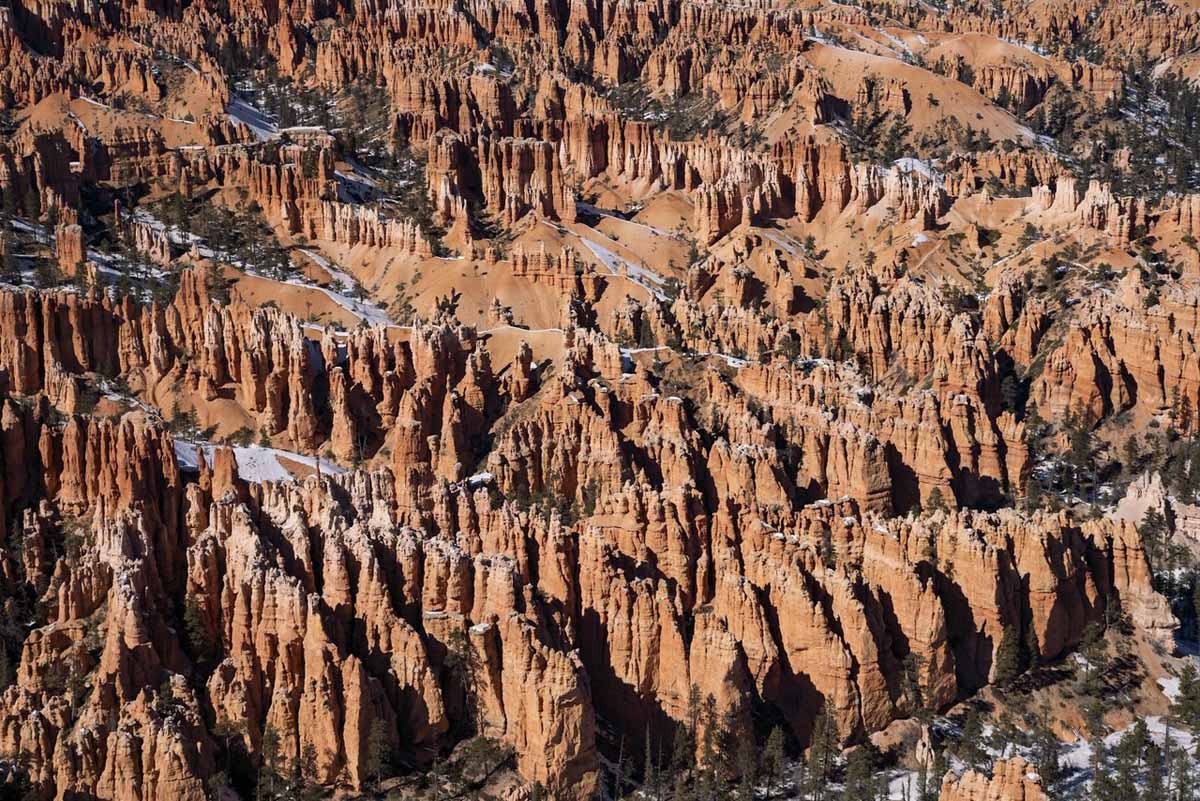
[[736, 732, 757, 801], [0, 220, 19, 284], [806, 711, 836, 801], [672, 772, 694, 801], [1139, 507, 1170, 573], [1177, 737, 1198, 801], [445, 627, 482, 735], [0, 764, 36, 801], [1089, 727, 1114, 801], [24, 184, 40, 220], [1122, 435, 1142, 473], [671, 721, 694, 776], [643, 725, 658, 801], [613, 735, 628, 800], [790, 747, 808, 801], [365, 718, 392, 792], [257, 723, 281, 801], [182, 598, 213, 664], [1063, 402, 1096, 500], [298, 742, 320, 801], [700, 695, 718, 772], [1101, 724, 1143, 801], [1173, 661, 1200, 726], [1147, 741, 1167, 801], [763, 726, 786, 793], [958, 707, 988, 773], [1023, 621, 1042, 671], [915, 753, 930, 801], [988, 711, 1022, 759], [33, 257, 59, 289], [926, 487, 948, 513], [924, 749, 946, 801], [686, 684, 702, 752], [0, 645, 12, 693], [841, 744, 882, 801], [1079, 622, 1108, 696], [1194, 581, 1200, 642], [993, 625, 1022, 686], [1030, 712, 1062, 796]]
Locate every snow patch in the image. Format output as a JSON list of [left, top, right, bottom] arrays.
[[173, 441, 346, 483], [226, 97, 278, 142]]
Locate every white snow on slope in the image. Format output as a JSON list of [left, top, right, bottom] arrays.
[[227, 98, 278, 141], [301, 249, 358, 291], [893, 157, 936, 179], [575, 202, 673, 236], [298, 280, 394, 325], [174, 441, 346, 483], [579, 235, 669, 300], [289, 251, 393, 325]]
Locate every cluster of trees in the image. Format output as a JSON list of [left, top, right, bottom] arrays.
[[203, 717, 364, 801], [1089, 717, 1200, 801], [614, 688, 889, 801], [0, 207, 71, 289], [845, 79, 915, 165], [1028, 60, 1200, 200], [1021, 401, 1100, 510], [191, 200, 294, 281]]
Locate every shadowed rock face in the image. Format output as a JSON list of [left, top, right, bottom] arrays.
[[0, 0, 1197, 797]]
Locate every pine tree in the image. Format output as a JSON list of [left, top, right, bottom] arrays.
[[1173, 661, 1200, 726], [902, 652, 929, 720], [1147, 741, 1167, 800], [700, 695, 718, 771], [924, 749, 946, 801], [1089, 726, 1114, 801], [24, 184, 41, 220], [958, 707, 987, 772], [643, 725, 658, 801], [988, 711, 1022, 759], [1177, 737, 1197, 801], [0, 219, 19, 284], [926, 487, 948, 513], [33, 257, 59, 289], [671, 721, 694, 776], [298, 742, 320, 801], [1194, 580, 1200, 641], [736, 733, 757, 801], [613, 735, 628, 800], [1030, 712, 1062, 796], [763, 726, 786, 793], [806, 711, 835, 801], [687, 684, 702, 750], [841, 744, 882, 801], [1078, 621, 1108, 696], [993, 625, 1022, 685], [182, 598, 213, 664], [0, 647, 12, 693], [672, 773, 694, 801], [1139, 508, 1169, 572], [257, 723, 281, 801], [1122, 435, 1142, 473], [1103, 724, 1142, 801], [366, 718, 392, 792]]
